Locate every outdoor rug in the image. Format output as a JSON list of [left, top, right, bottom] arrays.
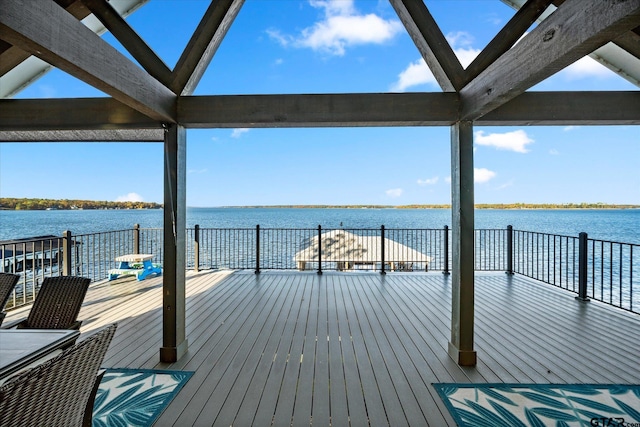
[[92, 368, 193, 427], [433, 383, 640, 427]]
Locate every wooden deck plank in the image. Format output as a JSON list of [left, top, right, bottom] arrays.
[[325, 275, 351, 426], [206, 274, 295, 426], [7, 270, 640, 427], [338, 274, 392, 427], [185, 274, 284, 426], [231, 274, 301, 426], [271, 273, 314, 426], [311, 275, 331, 427], [251, 275, 309, 425]]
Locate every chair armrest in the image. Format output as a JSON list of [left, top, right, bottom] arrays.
[[82, 368, 106, 427], [0, 318, 27, 329], [70, 320, 83, 330]]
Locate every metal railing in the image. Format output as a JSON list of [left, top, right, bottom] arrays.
[[2, 224, 638, 315]]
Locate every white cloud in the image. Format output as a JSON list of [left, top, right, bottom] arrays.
[[474, 130, 534, 153], [561, 56, 613, 79], [549, 149, 560, 155], [116, 192, 144, 202], [563, 126, 579, 132], [391, 31, 480, 91], [390, 58, 436, 91], [231, 128, 249, 138], [269, 0, 403, 56], [417, 177, 439, 186], [445, 176, 452, 184], [474, 168, 496, 184], [386, 188, 403, 198]]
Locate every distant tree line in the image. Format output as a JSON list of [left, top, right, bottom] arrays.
[[0, 198, 162, 210]]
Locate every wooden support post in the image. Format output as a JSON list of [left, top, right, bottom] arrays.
[[448, 121, 477, 366], [160, 124, 188, 363]]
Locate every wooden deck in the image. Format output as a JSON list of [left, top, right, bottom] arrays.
[[6, 270, 640, 426]]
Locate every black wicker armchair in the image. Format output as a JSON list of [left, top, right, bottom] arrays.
[[0, 273, 20, 326], [0, 323, 117, 427], [6, 276, 90, 330]]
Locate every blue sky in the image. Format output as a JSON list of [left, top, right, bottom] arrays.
[[1, 0, 638, 207]]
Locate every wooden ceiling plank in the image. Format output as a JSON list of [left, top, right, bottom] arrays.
[[460, 0, 640, 121], [464, 0, 554, 83], [170, 0, 244, 95], [81, 0, 173, 87], [389, 0, 464, 92], [0, 98, 160, 131], [0, 0, 176, 122]]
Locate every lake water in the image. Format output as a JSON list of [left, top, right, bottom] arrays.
[[1, 208, 639, 244]]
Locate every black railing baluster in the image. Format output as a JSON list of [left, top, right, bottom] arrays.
[[577, 232, 589, 301], [255, 225, 260, 274]]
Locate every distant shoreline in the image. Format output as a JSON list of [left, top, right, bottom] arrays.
[[1, 198, 639, 211], [214, 204, 640, 210]]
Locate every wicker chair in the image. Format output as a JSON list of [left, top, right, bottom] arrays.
[[0, 273, 20, 326], [0, 323, 117, 427], [7, 276, 90, 330]]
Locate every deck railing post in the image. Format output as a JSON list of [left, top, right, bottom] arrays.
[[317, 225, 323, 275], [255, 225, 260, 274], [62, 230, 72, 276], [133, 223, 140, 255], [380, 225, 386, 275], [577, 232, 590, 301], [506, 225, 514, 275], [194, 224, 200, 272], [443, 225, 450, 275]]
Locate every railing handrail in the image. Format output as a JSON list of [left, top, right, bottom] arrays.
[[2, 224, 638, 315]]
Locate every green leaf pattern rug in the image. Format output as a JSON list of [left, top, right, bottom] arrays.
[[434, 384, 640, 427], [93, 368, 193, 427]]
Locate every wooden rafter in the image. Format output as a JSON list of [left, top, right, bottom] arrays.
[[459, 0, 640, 120], [389, 0, 464, 92], [81, 0, 172, 87], [0, 0, 89, 76], [614, 26, 640, 60], [464, 0, 554, 84], [0, 0, 176, 122], [169, 0, 244, 95]]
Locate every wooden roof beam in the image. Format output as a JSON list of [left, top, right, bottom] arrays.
[[460, 0, 640, 121], [0, 0, 89, 76], [170, 0, 244, 95], [178, 93, 459, 128], [389, 0, 465, 92], [464, 0, 554, 84], [0, 0, 176, 122], [81, 0, 173, 87], [0, 98, 160, 131]]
